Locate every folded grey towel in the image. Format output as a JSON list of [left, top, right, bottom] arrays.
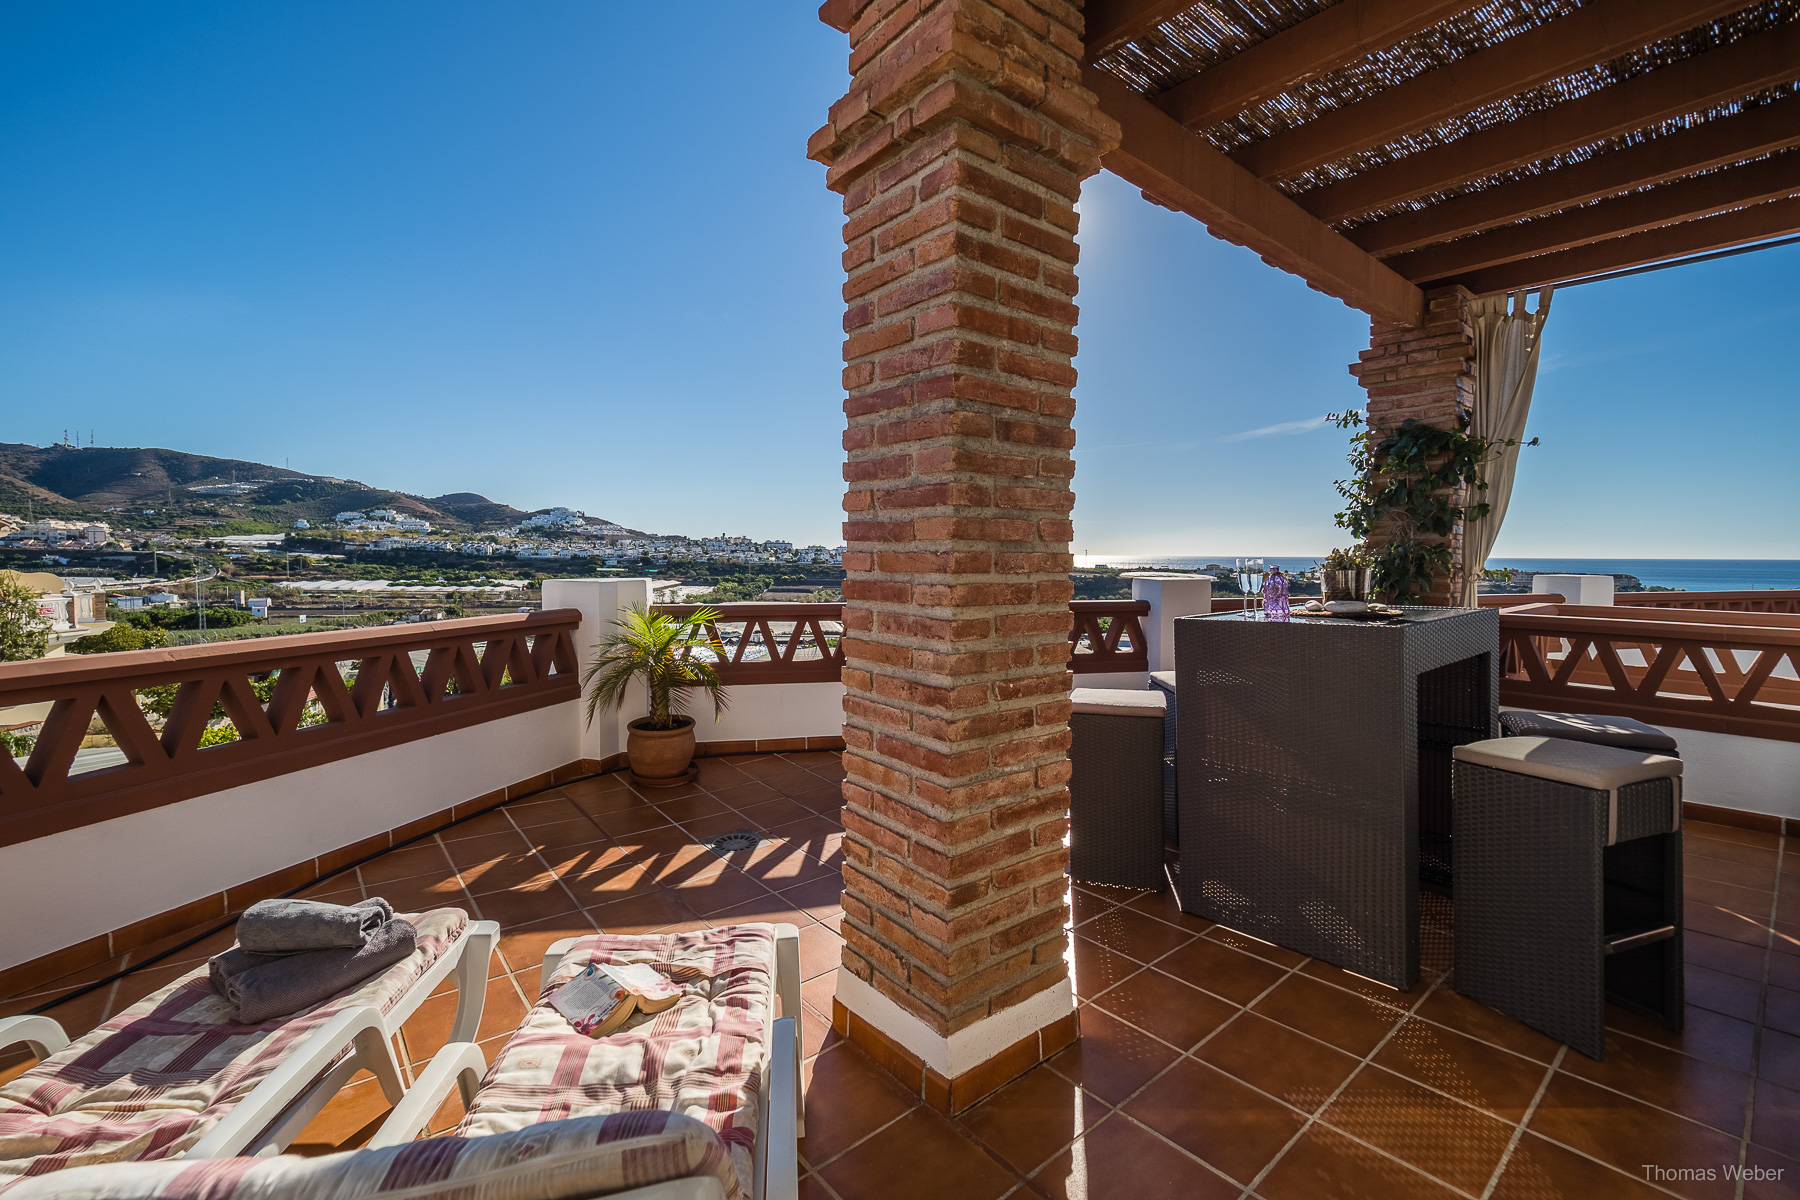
[[212, 917, 418, 1023], [235, 896, 393, 954]]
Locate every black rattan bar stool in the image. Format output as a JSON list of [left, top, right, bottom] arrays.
[[1069, 687, 1167, 891], [1453, 736, 1683, 1060]]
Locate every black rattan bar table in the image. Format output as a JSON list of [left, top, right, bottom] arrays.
[[1172, 607, 1499, 989]]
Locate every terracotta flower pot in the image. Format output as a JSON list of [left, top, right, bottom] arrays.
[[626, 716, 696, 785]]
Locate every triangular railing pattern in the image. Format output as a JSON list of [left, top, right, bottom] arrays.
[[1499, 608, 1800, 743], [0, 610, 582, 847]]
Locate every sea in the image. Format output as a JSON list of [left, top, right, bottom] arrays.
[[1071, 557, 1800, 592]]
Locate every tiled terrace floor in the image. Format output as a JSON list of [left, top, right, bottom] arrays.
[[7, 752, 1800, 1198]]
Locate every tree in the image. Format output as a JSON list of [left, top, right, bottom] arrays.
[[68, 623, 171, 655], [0, 575, 52, 662]]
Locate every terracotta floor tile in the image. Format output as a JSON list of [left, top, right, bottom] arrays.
[[1413, 986, 1563, 1064], [961, 1063, 1111, 1177], [1686, 900, 1777, 949], [358, 843, 456, 885], [1088, 965, 1237, 1052], [1151, 934, 1290, 1006], [800, 968, 837, 1021], [593, 806, 677, 838], [732, 842, 840, 890], [400, 975, 529, 1064], [703, 896, 816, 930], [1300, 958, 1425, 1006], [504, 798, 586, 828], [1045, 1004, 1179, 1106], [1751, 1078, 1800, 1160], [376, 877, 472, 916], [288, 1076, 395, 1155], [1251, 973, 1407, 1057], [1203, 924, 1306, 968], [818, 1106, 1015, 1200], [1562, 1026, 1751, 1135], [664, 864, 781, 917], [1195, 1012, 1361, 1114], [440, 829, 530, 864], [566, 786, 655, 818], [800, 1005, 838, 1060], [1687, 821, 1778, 849], [1685, 837, 1780, 871], [650, 793, 734, 823], [584, 888, 701, 935], [1527, 1073, 1742, 1198], [493, 912, 599, 979], [1374, 1016, 1553, 1123], [1489, 1131, 1669, 1199], [1686, 874, 1776, 913], [1030, 1111, 1240, 1200], [292, 880, 367, 903], [799, 1044, 920, 1166], [1605, 1004, 1756, 1073], [1069, 886, 1121, 928], [1068, 936, 1141, 1001], [1688, 963, 1765, 1023], [468, 883, 577, 928], [788, 785, 850, 816], [796, 922, 845, 982], [1321, 1064, 1515, 1194], [457, 853, 563, 896], [1075, 905, 1195, 967], [1256, 1124, 1466, 1200], [524, 817, 612, 850], [680, 812, 761, 843], [1765, 986, 1800, 1039], [735, 797, 819, 829], [1123, 1055, 1305, 1185], [1686, 929, 1774, 983], [775, 873, 847, 922], [1743, 1146, 1800, 1200], [439, 810, 519, 841], [1682, 854, 1778, 892], [1120, 887, 1212, 934]]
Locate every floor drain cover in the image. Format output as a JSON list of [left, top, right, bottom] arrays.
[[707, 829, 764, 854]]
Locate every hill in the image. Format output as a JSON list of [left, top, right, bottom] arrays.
[[0, 443, 641, 535]]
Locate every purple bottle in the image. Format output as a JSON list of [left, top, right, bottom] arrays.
[[1262, 568, 1291, 621]]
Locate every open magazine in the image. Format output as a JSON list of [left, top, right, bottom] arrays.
[[550, 962, 683, 1038]]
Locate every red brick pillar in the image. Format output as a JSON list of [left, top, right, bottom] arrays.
[[809, 0, 1118, 1112], [1346, 285, 1476, 606]]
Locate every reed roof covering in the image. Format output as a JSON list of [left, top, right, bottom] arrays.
[[1086, 0, 1800, 302]]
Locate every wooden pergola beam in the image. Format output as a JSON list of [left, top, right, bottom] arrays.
[[1355, 96, 1800, 257], [1299, 22, 1800, 222], [1445, 193, 1800, 294], [1087, 66, 1425, 327], [1156, 0, 1473, 131], [1236, 0, 1748, 181], [1392, 151, 1800, 280], [1084, 0, 1199, 61]]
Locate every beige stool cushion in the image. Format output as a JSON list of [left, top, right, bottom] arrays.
[[1453, 737, 1681, 790], [1070, 688, 1166, 718]]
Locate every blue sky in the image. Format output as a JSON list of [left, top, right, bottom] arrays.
[[3, 4, 1796, 558]]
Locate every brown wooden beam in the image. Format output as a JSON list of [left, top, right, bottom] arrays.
[[1084, 0, 1198, 61], [1236, 0, 1748, 181], [1446, 193, 1800, 293], [1393, 151, 1800, 280], [1088, 66, 1425, 327], [1300, 22, 1800, 222], [1156, 0, 1473, 131], [1356, 96, 1800, 257]]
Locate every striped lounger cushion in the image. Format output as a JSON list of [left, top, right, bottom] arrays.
[[460, 925, 778, 1198], [0, 909, 469, 1188], [0, 1109, 737, 1200]]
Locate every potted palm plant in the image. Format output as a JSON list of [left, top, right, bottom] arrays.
[[583, 604, 729, 787]]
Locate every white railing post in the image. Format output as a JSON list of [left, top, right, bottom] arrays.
[[542, 578, 654, 765], [1531, 574, 1615, 606], [1131, 574, 1213, 673]]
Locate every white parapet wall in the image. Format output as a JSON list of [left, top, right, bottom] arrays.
[[0, 700, 582, 974]]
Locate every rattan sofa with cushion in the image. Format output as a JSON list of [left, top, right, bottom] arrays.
[[0, 909, 496, 1179]]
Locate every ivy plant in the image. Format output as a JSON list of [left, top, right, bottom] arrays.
[[1329, 411, 1533, 604]]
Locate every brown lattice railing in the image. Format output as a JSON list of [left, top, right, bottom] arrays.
[[1498, 604, 1800, 743], [0, 610, 582, 847]]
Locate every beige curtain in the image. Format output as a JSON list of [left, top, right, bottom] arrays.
[[1460, 288, 1553, 607]]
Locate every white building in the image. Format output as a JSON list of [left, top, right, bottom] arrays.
[[335, 512, 365, 523]]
